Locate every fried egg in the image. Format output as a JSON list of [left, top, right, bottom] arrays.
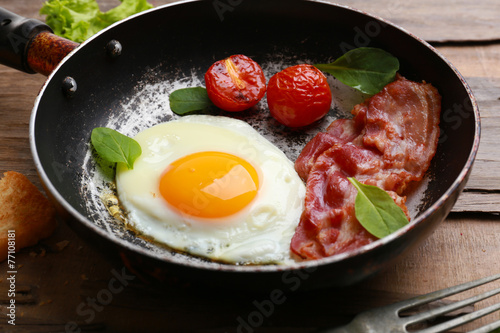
[[115, 115, 305, 264]]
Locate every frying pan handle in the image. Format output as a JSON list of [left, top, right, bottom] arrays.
[[0, 7, 78, 76]]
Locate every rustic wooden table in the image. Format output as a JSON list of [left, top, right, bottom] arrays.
[[1, 1, 499, 332]]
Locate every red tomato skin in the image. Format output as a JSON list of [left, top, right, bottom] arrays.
[[205, 54, 267, 112], [267, 64, 332, 127]]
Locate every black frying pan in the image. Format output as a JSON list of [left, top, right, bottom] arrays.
[[0, 0, 480, 291]]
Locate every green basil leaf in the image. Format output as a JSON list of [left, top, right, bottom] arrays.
[[348, 177, 408, 239], [169, 87, 213, 115], [315, 47, 399, 95], [91, 127, 141, 170]]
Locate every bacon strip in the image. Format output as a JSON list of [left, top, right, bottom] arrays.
[[291, 75, 441, 260]]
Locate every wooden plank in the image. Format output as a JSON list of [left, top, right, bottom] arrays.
[[435, 45, 500, 211], [454, 191, 500, 212], [437, 44, 500, 80], [0, 70, 46, 182], [330, 0, 500, 43], [455, 81, 500, 192]]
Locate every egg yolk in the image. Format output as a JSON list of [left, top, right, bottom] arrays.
[[159, 151, 259, 219]]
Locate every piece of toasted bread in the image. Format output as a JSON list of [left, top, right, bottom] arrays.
[[0, 171, 57, 262]]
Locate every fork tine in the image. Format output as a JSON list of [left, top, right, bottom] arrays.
[[468, 318, 500, 333], [396, 272, 500, 312], [315, 273, 500, 333], [416, 301, 500, 333], [406, 284, 500, 324]]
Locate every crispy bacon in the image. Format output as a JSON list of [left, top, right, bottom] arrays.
[[291, 75, 441, 260], [295, 119, 361, 181]]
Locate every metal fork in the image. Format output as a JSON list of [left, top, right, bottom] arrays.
[[317, 273, 500, 333]]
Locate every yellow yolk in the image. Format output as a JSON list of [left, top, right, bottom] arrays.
[[159, 151, 259, 219]]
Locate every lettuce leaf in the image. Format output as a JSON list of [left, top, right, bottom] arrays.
[[40, 0, 153, 43]]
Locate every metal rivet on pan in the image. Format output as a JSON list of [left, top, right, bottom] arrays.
[[62, 76, 77, 97], [106, 40, 122, 59]]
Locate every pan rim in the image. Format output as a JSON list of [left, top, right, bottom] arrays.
[[29, 0, 481, 274]]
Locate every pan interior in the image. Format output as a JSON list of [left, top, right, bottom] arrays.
[[32, 0, 477, 269]]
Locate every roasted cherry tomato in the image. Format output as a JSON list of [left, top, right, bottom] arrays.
[[205, 54, 266, 112], [267, 64, 332, 127]]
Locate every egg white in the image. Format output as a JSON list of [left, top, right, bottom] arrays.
[[115, 115, 305, 265]]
